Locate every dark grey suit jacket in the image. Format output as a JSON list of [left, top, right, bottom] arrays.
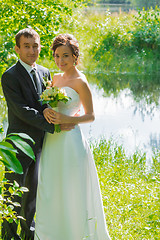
[[1, 60, 54, 168]]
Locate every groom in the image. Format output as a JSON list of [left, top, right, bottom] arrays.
[[1, 28, 71, 240]]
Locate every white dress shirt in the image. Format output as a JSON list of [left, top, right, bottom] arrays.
[[19, 59, 42, 94]]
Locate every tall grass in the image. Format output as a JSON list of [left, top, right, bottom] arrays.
[[91, 138, 160, 239]]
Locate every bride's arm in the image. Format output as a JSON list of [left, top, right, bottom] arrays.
[[51, 80, 95, 125]]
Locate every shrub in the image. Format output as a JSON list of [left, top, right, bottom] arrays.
[[0, 127, 35, 226], [130, 7, 160, 50]]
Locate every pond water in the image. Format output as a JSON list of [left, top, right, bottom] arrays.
[[80, 84, 160, 158]]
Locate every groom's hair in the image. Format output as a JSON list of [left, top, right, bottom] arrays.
[[15, 28, 40, 48]]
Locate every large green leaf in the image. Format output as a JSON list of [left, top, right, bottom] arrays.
[[6, 135, 35, 161], [0, 142, 18, 153], [7, 133, 35, 144], [0, 157, 10, 169], [0, 149, 23, 174]]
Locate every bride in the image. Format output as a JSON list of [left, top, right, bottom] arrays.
[[35, 34, 111, 240]]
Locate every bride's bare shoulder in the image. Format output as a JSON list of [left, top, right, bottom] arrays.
[[76, 70, 87, 83], [78, 71, 87, 80], [75, 71, 90, 91]]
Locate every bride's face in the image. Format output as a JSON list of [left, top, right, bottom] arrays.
[[54, 45, 75, 72]]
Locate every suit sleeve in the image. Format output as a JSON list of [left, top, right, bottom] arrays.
[[1, 71, 54, 134]]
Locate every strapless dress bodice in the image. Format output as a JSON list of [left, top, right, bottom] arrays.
[[55, 87, 81, 116]]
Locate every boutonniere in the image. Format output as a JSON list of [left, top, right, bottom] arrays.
[[43, 74, 51, 88]]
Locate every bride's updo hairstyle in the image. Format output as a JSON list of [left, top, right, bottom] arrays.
[[51, 34, 80, 65]]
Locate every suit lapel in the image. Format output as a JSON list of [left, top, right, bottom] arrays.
[[16, 61, 40, 101]]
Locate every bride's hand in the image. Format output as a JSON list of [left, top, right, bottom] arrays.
[[50, 110, 71, 124], [43, 108, 56, 124]]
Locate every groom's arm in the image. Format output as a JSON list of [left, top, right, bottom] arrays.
[[1, 71, 54, 133]]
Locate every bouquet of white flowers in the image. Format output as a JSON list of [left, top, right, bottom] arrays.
[[40, 86, 70, 132], [40, 86, 69, 107]]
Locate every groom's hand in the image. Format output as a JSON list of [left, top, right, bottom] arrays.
[[60, 123, 75, 131]]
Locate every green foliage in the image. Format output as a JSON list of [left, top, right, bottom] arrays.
[[0, 176, 29, 224], [0, 0, 83, 74], [130, 7, 160, 50], [80, 11, 135, 68], [74, 8, 160, 104], [90, 138, 160, 239], [0, 129, 35, 174], [0, 129, 35, 231], [91, 8, 160, 60]]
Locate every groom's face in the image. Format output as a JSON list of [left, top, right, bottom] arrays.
[[15, 35, 41, 66]]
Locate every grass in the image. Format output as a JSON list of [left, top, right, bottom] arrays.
[[91, 138, 160, 239]]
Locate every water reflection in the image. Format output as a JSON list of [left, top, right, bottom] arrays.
[[149, 133, 160, 149], [91, 72, 160, 107], [80, 85, 160, 156]]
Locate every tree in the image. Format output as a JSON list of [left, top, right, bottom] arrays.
[[0, 0, 83, 74]]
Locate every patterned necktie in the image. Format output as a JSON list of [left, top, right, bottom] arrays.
[[31, 69, 42, 95]]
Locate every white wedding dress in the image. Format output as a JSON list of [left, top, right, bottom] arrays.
[[35, 87, 111, 240]]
